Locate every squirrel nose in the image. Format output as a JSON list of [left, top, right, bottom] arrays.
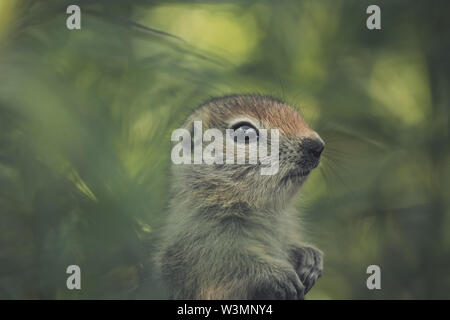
[[301, 138, 325, 161]]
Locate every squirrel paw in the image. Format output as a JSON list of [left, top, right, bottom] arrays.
[[253, 269, 305, 300], [293, 246, 323, 295]]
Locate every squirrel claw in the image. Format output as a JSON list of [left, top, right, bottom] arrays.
[[293, 246, 323, 296]]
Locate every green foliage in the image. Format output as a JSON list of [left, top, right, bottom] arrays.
[[0, 0, 449, 299]]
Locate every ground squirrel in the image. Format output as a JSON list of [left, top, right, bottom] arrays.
[[156, 94, 324, 299]]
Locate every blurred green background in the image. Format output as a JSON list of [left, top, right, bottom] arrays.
[[0, 0, 449, 299]]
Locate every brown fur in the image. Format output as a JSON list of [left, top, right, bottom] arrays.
[[187, 95, 314, 138], [156, 95, 324, 300]]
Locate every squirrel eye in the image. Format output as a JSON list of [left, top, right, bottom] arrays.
[[231, 122, 258, 133], [231, 122, 259, 143]]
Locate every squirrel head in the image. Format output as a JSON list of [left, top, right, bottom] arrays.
[[170, 95, 324, 212]]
